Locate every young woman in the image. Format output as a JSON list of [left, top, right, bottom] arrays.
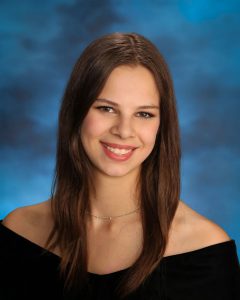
[[0, 32, 239, 300]]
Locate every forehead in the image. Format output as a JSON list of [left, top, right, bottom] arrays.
[[98, 65, 160, 105]]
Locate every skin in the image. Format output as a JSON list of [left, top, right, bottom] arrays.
[[80, 65, 160, 232]]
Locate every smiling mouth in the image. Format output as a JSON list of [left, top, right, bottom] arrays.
[[100, 141, 137, 150], [100, 142, 136, 161], [102, 144, 133, 155]]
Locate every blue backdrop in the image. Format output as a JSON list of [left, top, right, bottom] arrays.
[[1, 0, 239, 256]]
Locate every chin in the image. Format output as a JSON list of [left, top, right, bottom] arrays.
[[102, 164, 140, 178]]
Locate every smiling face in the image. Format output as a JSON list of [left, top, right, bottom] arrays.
[[80, 65, 160, 178]]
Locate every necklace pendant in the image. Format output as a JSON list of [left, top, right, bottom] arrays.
[[109, 217, 112, 222]]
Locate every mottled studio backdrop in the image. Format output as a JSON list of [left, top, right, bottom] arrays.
[[1, 0, 240, 255]]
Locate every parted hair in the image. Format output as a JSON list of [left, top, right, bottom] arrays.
[[47, 32, 181, 299]]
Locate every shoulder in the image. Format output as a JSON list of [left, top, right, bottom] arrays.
[[2, 200, 53, 245], [166, 200, 231, 256]]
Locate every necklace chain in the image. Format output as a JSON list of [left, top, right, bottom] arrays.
[[85, 206, 141, 222]]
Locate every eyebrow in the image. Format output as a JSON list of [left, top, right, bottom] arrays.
[[95, 98, 159, 109]]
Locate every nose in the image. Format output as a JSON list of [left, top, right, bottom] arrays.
[[110, 115, 136, 139]]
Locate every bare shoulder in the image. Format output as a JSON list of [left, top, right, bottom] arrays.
[[2, 200, 53, 246], [166, 200, 231, 255]]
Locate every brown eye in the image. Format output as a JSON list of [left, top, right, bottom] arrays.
[[137, 112, 155, 119], [96, 106, 115, 113]]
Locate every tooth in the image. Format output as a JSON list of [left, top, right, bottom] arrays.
[[106, 146, 132, 155]]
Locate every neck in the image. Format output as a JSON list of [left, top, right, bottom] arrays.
[[87, 170, 141, 229]]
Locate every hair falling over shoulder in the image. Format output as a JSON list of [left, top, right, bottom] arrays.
[[45, 32, 181, 299]]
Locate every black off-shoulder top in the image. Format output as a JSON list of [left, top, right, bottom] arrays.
[[0, 221, 239, 300]]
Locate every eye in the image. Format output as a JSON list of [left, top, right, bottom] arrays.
[[95, 106, 155, 119], [95, 106, 115, 113], [137, 112, 155, 119]]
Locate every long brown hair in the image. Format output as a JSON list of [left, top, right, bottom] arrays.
[[47, 32, 181, 299]]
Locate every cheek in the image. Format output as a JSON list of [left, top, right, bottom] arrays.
[[81, 114, 107, 139], [140, 122, 160, 146]]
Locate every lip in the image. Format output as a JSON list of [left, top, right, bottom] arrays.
[[100, 141, 137, 150], [101, 143, 135, 161]]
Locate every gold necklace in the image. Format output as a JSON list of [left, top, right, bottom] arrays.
[[85, 206, 141, 223]]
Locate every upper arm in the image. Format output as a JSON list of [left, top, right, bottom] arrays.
[[201, 219, 231, 245], [193, 217, 231, 248], [2, 207, 27, 233], [177, 200, 231, 247]]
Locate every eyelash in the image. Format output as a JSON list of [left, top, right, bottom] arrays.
[[95, 106, 155, 119]]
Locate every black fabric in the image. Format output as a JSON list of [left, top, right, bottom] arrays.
[[0, 221, 239, 299]]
